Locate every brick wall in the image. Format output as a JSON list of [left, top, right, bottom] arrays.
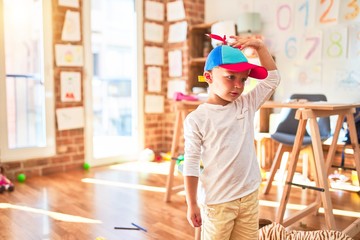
[[143, 0, 205, 156]]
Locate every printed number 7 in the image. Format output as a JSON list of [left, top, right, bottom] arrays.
[[305, 37, 319, 60]]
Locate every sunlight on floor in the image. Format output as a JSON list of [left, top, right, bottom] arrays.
[[259, 200, 360, 218], [109, 161, 181, 176], [82, 178, 166, 193], [0, 203, 102, 223]]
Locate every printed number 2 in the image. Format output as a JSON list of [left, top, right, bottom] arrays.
[[320, 0, 336, 23]]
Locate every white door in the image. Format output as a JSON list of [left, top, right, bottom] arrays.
[[83, 0, 143, 166]]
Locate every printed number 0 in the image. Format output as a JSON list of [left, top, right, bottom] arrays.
[[277, 4, 292, 30]]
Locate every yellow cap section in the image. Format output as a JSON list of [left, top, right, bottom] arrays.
[[198, 76, 205, 82]]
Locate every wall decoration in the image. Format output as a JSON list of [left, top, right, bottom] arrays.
[[168, 50, 182, 77], [144, 22, 164, 43], [167, 1, 186, 21], [145, 46, 164, 66], [145, 1, 164, 21], [55, 44, 83, 67], [58, 0, 79, 8], [145, 95, 164, 113], [61, 10, 81, 41], [56, 107, 84, 131], [168, 21, 188, 43], [60, 71, 81, 102], [147, 66, 162, 92]]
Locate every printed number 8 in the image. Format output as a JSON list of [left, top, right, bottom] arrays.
[[327, 32, 343, 57]]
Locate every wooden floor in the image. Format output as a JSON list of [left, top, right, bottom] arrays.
[[0, 161, 359, 240]]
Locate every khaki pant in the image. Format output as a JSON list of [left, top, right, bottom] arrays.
[[200, 190, 259, 240]]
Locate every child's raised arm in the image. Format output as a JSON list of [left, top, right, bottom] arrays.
[[228, 36, 277, 71]]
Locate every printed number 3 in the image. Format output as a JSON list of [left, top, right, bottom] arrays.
[[345, 0, 360, 20]]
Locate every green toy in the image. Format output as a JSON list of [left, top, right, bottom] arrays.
[[83, 162, 91, 170], [17, 173, 26, 183]]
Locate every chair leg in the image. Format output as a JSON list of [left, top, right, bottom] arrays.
[[263, 143, 285, 194]]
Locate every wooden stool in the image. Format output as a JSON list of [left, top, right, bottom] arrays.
[[164, 100, 201, 202]]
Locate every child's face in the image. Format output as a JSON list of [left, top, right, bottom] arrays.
[[205, 67, 249, 105]]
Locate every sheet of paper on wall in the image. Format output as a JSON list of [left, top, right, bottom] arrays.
[[168, 50, 182, 77], [145, 46, 164, 66], [147, 66, 162, 92], [60, 71, 81, 102], [295, 63, 322, 88], [339, 2, 360, 23], [168, 21, 188, 43], [299, 30, 322, 63], [58, 0, 79, 8], [56, 107, 84, 131], [55, 44, 84, 67], [324, 63, 360, 91], [167, 1, 186, 21], [145, 95, 164, 113], [317, 0, 340, 26], [294, 0, 316, 30], [61, 10, 81, 42], [145, 0, 164, 21], [322, 27, 347, 60], [167, 79, 186, 99], [348, 24, 360, 59], [144, 22, 164, 43]]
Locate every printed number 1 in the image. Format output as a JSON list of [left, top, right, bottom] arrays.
[[298, 0, 309, 27]]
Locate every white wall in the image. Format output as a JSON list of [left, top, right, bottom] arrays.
[[205, 0, 360, 103]]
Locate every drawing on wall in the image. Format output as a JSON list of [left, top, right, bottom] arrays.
[[56, 107, 84, 131], [147, 66, 162, 92], [61, 10, 81, 42], [60, 71, 81, 102], [55, 44, 83, 67], [295, 63, 322, 86], [337, 69, 360, 89]]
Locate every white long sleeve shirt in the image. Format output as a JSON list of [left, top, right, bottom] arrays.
[[183, 70, 280, 205]]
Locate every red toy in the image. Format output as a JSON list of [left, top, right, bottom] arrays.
[[0, 166, 14, 193]]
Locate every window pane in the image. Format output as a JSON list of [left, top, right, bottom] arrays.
[[4, 0, 46, 148], [91, 0, 134, 138]]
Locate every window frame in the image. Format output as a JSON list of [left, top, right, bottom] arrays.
[[0, 0, 55, 162]]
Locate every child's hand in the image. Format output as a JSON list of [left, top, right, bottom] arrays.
[[187, 204, 202, 228], [228, 35, 264, 51]]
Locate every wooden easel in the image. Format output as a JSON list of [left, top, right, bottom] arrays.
[[274, 105, 360, 237]]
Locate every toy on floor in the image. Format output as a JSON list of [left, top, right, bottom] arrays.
[[114, 222, 147, 232], [0, 166, 14, 193], [17, 173, 26, 183]]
